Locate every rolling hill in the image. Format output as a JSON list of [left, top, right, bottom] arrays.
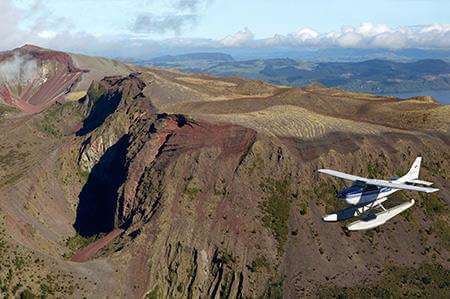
[[141, 54, 450, 95]]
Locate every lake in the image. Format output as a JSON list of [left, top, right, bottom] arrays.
[[379, 90, 450, 105]]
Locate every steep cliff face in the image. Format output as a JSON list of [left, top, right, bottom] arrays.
[[72, 73, 449, 298], [75, 76, 280, 296], [109, 132, 449, 298]]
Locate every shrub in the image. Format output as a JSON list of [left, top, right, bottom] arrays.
[[260, 177, 293, 253]]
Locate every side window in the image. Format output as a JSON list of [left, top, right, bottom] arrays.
[[354, 181, 366, 188], [365, 185, 379, 191]]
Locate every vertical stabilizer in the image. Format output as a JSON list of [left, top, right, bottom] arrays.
[[399, 157, 421, 182]]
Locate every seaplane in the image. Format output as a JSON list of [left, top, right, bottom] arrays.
[[318, 157, 439, 231]]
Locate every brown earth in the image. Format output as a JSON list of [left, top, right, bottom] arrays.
[[0, 46, 448, 298], [70, 229, 123, 262]]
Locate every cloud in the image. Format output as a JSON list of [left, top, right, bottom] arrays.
[[257, 23, 450, 49], [0, 0, 449, 59], [0, 54, 38, 83], [132, 13, 198, 34], [173, 0, 213, 11], [0, 0, 74, 51], [26, 1, 73, 34], [131, 0, 214, 35], [332, 23, 450, 49], [293, 28, 320, 43], [0, 0, 25, 49], [219, 28, 254, 47]]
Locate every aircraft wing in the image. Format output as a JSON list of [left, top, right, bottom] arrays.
[[364, 179, 439, 193], [318, 169, 367, 182], [408, 179, 433, 186], [318, 169, 439, 193]]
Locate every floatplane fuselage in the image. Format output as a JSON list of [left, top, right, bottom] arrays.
[[318, 157, 439, 231], [338, 183, 397, 206]]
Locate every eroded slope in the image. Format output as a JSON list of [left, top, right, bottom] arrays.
[[0, 45, 133, 113], [0, 64, 448, 298]]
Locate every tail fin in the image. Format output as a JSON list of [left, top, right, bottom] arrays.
[[402, 157, 421, 181]]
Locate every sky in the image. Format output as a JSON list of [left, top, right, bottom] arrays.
[[1, 0, 450, 58]]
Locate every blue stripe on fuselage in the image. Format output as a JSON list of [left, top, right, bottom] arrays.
[[344, 186, 391, 197]]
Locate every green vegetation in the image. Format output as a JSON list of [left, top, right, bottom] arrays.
[[264, 278, 284, 299], [418, 193, 449, 250], [184, 185, 202, 199], [39, 282, 54, 297], [367, 163, 382, 178], [13, 256, 26, 270], [186, 115, 197, 123], [309, 181, 345, 214], [0, 216, 77, 297], [145, 286, 160, 299], [423, 159, 448, 180], [39, 105, 64, 137], [0, 104, 18, 121], [19, 289, 38, 299], [395, 165, 408, 177], [38, 102, 83, 138], [431, 219, 450, 251], [41, 121, 60, 137], [65, 233, 99, 254], [0, 150, 30, 167], [421, 193, 447, 216], [299, 200, 308, 215], [247, 152, 264, 175], [58, 149, 91, 188], [78, 168, 91, 183], [219, 272, 235, 298], [401, 206, 413, 222], [247, 256, 269, 273], [213, 178, 229, 197], [87, 82, 107, 104], [221, 250, 236, 265], [260, 177, 293, 253], [317, 264, 450, 298], [183, 177, 202, 200]]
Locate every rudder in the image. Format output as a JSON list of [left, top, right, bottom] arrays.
[[403, 157, 421, 181]]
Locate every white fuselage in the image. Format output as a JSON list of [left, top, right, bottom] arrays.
[[342, 186, 398, 205]]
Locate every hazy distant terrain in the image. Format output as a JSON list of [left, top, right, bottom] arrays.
[[137, 53, 450, 96], [129, 47, 450, 62], [383, 90, 450, 104]]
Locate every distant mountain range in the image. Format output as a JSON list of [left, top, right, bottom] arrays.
[[149, 52, 234, 64], [136, 53, 450, 94], [126, 47, 450, 62]]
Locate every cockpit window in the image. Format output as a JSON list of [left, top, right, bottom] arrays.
[[364, 184, 379, 191], [353, 181, 366, 188]]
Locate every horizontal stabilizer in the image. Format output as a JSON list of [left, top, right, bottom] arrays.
[[347, 200, 415, 231], [408, 179, 433, 186]]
